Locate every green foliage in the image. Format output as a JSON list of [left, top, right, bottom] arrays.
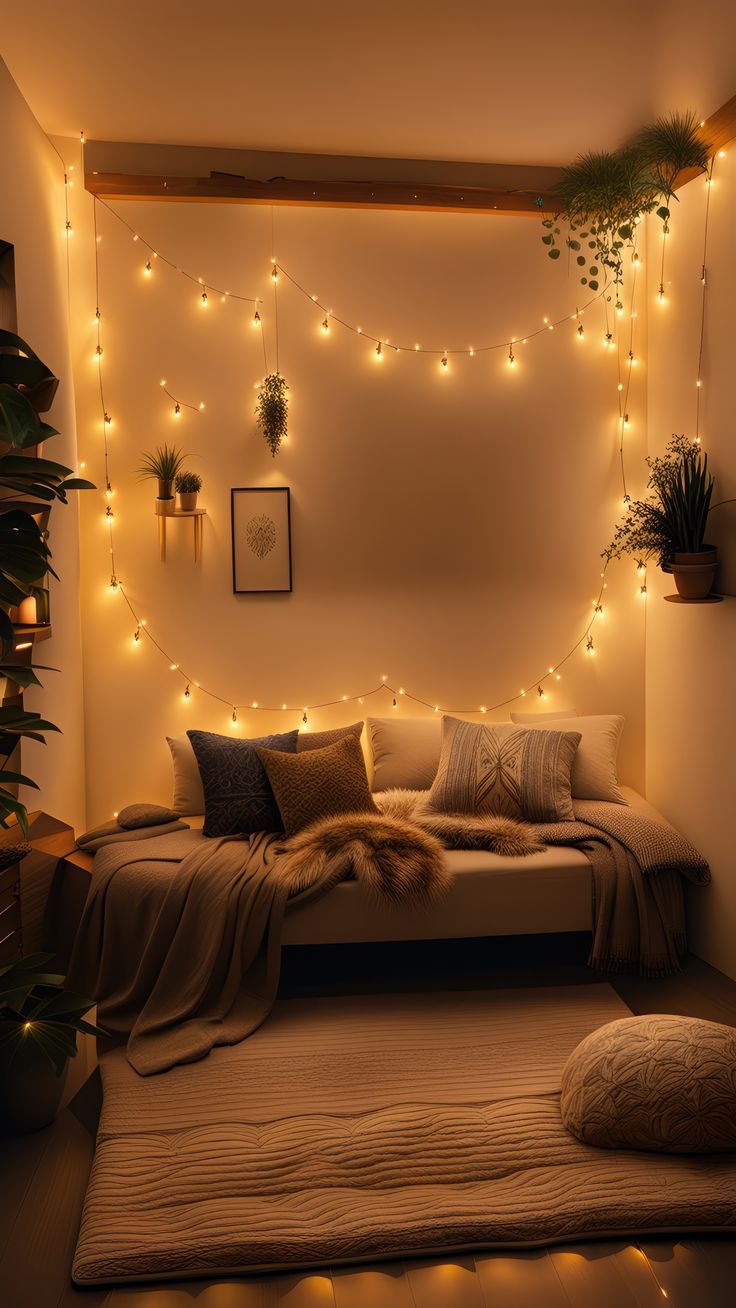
[[0, 953, 104, 1075], [543, 112, 710, 293], [255, 373, 289, 457], [175, 470, 202, 494], [605, 435, 715, 568], [0, 330, 94, 833], [137, 444, 186, 483]]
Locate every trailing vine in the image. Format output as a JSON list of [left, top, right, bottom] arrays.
[[542, 112, 710, 305], [255, 372, 289, 457]]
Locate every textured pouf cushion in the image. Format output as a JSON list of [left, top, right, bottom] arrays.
[[561, 1014, 736, 1154]]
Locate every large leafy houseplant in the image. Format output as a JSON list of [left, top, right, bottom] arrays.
[[0, 952, 104, 1132], [0, 329, 93, 832]]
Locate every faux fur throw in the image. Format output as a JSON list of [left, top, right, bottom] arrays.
[[376, 788, 544, 857]]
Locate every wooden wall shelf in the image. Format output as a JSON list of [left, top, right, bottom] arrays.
[[157, 508, 206, 562]]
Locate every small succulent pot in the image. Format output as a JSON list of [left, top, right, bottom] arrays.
[[177, 491, 198, 512], [0, 1040, 69, 1134], [670, 545, 718, 600]]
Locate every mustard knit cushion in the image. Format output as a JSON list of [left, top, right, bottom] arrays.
[[560, 1014, 736, 1153]]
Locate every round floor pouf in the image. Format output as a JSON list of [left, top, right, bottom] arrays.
[[560, 1013, 736, 1153]]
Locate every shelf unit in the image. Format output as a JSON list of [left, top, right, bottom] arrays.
[[156, 507, 206, 562]]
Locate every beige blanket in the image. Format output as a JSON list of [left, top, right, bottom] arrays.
[[69, 800, 708, 1076]]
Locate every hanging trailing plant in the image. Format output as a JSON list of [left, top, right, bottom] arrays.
[[255, 372, 289, 457], [542, 112, 710, 298]]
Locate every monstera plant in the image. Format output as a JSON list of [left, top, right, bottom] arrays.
[[0, 329, 93, 832]]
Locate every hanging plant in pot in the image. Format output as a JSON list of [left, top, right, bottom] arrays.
[[175, 470, 202, 512], [0, 953, 104, 1133], [605, 434, 724, 600], [255, 373, 289, 457], [137, 444, 186, 514]]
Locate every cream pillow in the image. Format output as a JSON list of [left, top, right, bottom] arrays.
[[166, 733, 205, 815], [509, 712, 625, 803], [367, 717, 441, 791]]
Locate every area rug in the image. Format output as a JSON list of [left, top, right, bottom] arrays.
[[73, 984, 736, 1285]]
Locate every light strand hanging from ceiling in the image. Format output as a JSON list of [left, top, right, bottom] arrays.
[[96, 193, 633, 372]]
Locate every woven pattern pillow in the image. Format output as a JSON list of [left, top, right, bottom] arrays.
[[256, 733, 377, 837], [561, 1014, 736, 1153], [297, 721, 363, 752], [428, 716, 580, 822], [187, 729, 298, 837]]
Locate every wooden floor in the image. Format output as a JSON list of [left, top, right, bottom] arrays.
[[3, 946, 736, 1308]]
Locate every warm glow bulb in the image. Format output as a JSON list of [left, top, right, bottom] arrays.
[[174, 403, 181, 418], [252, 309, 261, 327], [375, 341, 383, 360], [271, 266, 279, 283], [201, 289, 208, 306], [507, 346, 516, 368], [440, 354, 448, 371], [321, 317, 330, 335], [144, 259, 152, 277], [577, 324, 584, 340]]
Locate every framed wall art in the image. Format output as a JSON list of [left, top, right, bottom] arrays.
[[231, 487, 292, 593]]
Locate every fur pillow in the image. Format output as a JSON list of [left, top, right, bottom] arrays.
[[428, 716, 580, 822], [257, 733, 377, 837]]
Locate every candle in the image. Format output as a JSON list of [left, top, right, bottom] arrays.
[[17, 595, 37, 625]]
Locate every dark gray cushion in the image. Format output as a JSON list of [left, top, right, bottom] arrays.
[[118, 803, 179, 829], [187, 729, 299, 837]]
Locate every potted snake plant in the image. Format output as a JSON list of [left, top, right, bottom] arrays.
[[606, 434, 729, 599], [0, 952, 103, 1133], [137, 445, 186, 515]]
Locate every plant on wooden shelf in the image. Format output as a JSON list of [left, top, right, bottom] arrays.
[[542, 111, 710, 296], [605, 435, 724, 600], [175, 469, 202, 512], [255, 372, 289, 457], [137, 444, 186, 509], [0, 952, 103, 1133], [0, 329, 94, 833]]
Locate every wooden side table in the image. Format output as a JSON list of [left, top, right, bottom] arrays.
[[156, 508, 206, 562], [0, 812, 77, 962]]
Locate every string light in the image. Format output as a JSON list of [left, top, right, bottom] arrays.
[[183, 685, 191, 701], [657, 283, 666, 304], [231, 708, 238, 727], [65, 219, 73, 237], [440, 354, 448, 371], [375, 341, 383, 360], [507, 344, 516, 368], [321, 316, 330, 335], [586, 636, 595, 657], [200, 288, 208, 307], [252, 309, 261, 327], [144, 258, 153, 278], [271, 264, 279, 283], [80, 130, 86, 144]]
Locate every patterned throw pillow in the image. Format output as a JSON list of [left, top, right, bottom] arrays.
[[187, 729, 298, 837], [256, 733, 377, 836], [427, 716, 581, 822], [297, 721, 363, 752]]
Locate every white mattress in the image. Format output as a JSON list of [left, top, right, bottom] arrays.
[[188, 788, 655, 945]]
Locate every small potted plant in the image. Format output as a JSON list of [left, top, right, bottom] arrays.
[[175, 470, 202, 512], [605, 434, 726, 600], [0, 952, 103, 1134], [137, 445, 186, 514]]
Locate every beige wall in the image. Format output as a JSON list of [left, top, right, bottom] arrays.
[[67, 182, 648, 824], [645, 160, 736, 979], [0, 60, 85, 829]]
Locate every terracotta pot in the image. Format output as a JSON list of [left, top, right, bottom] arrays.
[[177, 491, 198, 512], [670, 545, 718, 600], [0, 1038, 69, 1134]]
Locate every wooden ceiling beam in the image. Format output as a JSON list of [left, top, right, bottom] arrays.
[[84, 92, 736, 215], [84, 168, 561, 216]]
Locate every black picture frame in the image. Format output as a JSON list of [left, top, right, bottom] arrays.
[[231, 487, 292, 593]]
